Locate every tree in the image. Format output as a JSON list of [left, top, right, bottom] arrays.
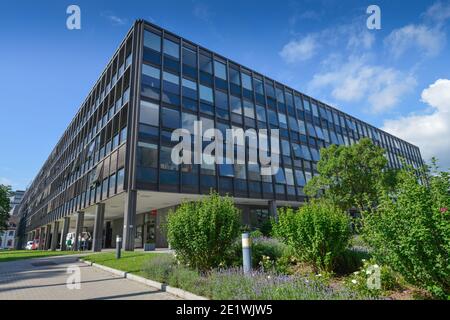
[[363, 163, 450, 298], [304, 138, 389, 212], [0, 185, 12, 232]]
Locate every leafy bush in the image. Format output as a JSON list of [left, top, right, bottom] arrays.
[[345, 258, 403, 298], [272, 200, 352, 272], [259, 219, 273, 236], [363, 164, 450, 298], [334, 248, 371, 275], [252, 236, 286, 270], [167, 192, 241, 271], [250, 229, 263, 239], [142, 254, 176, 283]]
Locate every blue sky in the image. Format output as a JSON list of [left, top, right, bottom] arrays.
[[1, 0, 449, 190]]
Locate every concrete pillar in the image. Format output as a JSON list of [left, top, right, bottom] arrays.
[[92, 203, 105, 252], [50, 221, 60, 251], [123, 190, 137, 251], [60, 217, 71, 251], [269, 200, 278, 222], [39, 226, 46, 250], [44, 224, 52, 250], [73, 212, 84, 251]]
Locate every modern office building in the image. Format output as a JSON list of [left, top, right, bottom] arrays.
[[16, 20, 423, 251]]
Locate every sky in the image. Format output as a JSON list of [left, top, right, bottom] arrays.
[[0, 0, 449, 191]]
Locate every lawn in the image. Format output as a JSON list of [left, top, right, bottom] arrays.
[[0, 250, 79, 263], [83, 251, 162, 277]]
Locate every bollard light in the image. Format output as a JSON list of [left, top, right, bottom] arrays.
[[116, 235, 122, 259], [242, 232, 252, 274]]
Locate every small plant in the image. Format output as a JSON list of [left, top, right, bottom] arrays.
[[167, 266, 200, 292], [167, 192, 241, 271], [142, 254, 176, 283], [272, 199, 352, 272], [345, 259, 402, 298]]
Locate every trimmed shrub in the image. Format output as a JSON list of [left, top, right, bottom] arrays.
[[167, 192, 241, 271], [272, 200, 352, 272], [363, 165, 450, 298]]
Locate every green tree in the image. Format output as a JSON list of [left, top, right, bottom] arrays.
[[0, 185, 12, 232], [363, 162, 450, 298], [167, 192, 241, 271], [304, 138, 389, 212]]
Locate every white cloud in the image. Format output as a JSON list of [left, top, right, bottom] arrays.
[[347, 30, 375, 51], [309, 55, 416, 113], [424, 1, 450, 24], [385, 24, 445, 59], [279, 35, 317, 63], [382, 79, 450, 168], [100, 11, 127, 26]]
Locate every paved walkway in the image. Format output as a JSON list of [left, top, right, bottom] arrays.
[[0, 255, 180, 300]]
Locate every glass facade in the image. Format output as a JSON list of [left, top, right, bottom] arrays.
[[137, 23, 423, 202], [18, 20, 423, 239]]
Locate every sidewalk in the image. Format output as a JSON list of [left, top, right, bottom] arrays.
[[0, 255, 180, 300]]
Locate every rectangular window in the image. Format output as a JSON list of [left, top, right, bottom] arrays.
[[276, 88, 285, 103], [163, 38, 179, 59], [242, 73, 253, 91], [229, 67, 241, 85], [182, 47, 197, 67], [140, 100, 159, 126], [285, 168, 294, 185], [137, 142, 158, 168], [215, 90, 228, 110], [243, 100, 255, 119], [161, 107, 180, 129], [267, 109, 278, 126], [265, 82, 275, 97], [160, 146, 178, 170], [255, 105, 266, 122], [279, 113, 287, 128], [214, 60, 227, 80], [182, 77, 197, 100], [199, 85, 214, 103], [182, 112, 197, 132], [144, 30, 161, 52], [117, 168, 125, 191], [230, 96, 242, 114], [163, 71, 180, 93], [254, 78, 264, 95], [315, 126, 325, 140], [300, 145, 312, 161], [295, 170, 306, 186], [142, 64, 161, 99], [199, 54, 212, 73]]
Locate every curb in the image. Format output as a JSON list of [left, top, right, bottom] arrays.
[[79, 258, 208, 300]]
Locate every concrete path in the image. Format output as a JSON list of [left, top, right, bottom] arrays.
[[0, 255, 180, 300]]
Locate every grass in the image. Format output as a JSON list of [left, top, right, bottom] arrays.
[[83, 251, 163, 276], [0, 250, 79, 263]]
